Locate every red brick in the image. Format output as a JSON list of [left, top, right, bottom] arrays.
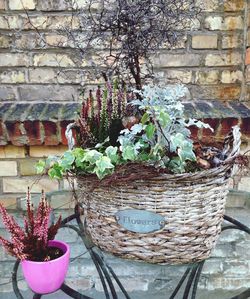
[[42, 121, 59, 145], [24, 121, 43, 145], [189, 125, 199, 141], [219, 118, 239, 137], [240, 118, 250, 136], [202, 118, 220, 137], [198, 118, 220, 145], [5, 121, 28, 146]]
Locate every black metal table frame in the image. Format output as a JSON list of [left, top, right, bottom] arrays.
[[12, 205, 250, 299]]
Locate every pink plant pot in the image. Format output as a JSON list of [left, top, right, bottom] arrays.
[[21, 240, 70, 294]]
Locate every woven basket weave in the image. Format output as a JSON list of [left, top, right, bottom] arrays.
[[76, 126, 241, 265]]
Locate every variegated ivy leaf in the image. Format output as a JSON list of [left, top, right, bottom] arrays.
[[122, 145, 137, 161], [95, 156, 114, 172], [72, 148, 85, 168], [105, 146, 119, 163], [36, 160, 46, 174], [94, 169, 107, 180], [82, 150, 103, 164], [60, 151, 75, 170], [168, 157, 186, 173], [48, 164, 63, 179]]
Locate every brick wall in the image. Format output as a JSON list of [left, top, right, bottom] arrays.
[[0, 0, 250, 296], [0, 0, 249, 201], [0, 0, 249, 102]]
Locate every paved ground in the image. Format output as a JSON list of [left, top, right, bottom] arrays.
[[0, 287, 246, 299]]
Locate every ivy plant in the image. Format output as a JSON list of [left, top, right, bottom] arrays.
[[37, 146, 120, 180]]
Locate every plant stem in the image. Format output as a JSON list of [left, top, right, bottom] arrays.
[[129, 55, 142, 90]]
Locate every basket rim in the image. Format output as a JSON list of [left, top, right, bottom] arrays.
[[76, 162, 232, 183]]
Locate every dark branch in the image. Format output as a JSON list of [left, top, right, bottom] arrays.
[[65, 0, 200, 88]]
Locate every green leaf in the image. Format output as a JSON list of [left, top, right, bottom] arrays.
[[170, 133, 185, 151], [46, 155, 59, 166], [135, 139, 148, 150], [95, 156, 114, 172], [82, 150, 103, 164], [72, 148, 85, 157], [122, 145, 137, 161], [168, 157, 186, 174], [94, 168, 105, 179], [60, 151, 75, 170], [145, 123, 155, 139], [48, 164, 63, 179], [138, 153, 150, 161], [105, 146, 119, 163], [141, 112, 150, 124], [93, 167, 113, 180], [72, 148, 86, 168], [179, 148, 196, 162], [178, 141, 196, 162], [36, 160, 46, 174], [158, 111, 170, 127]]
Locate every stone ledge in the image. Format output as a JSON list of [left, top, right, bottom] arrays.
[[0, 101, 249, 146]]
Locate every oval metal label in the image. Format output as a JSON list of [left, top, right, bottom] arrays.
[[115, 209, 165, 233]]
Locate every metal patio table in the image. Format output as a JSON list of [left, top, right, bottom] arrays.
[[11, 203, 250, 299]]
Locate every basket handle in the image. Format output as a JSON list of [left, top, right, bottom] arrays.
[[66, 122, 77, 150], [222, 125, 241, 162]]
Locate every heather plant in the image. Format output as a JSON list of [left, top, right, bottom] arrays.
[[0, 189, 61, 261], [77, 79, 129, 147]]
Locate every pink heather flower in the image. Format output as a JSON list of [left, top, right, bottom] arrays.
[[0, 204, 25, 240], [0, 236, 15, 255], [25, 187, 35, 235], [81, 101, 90, 121], [34, 203, 50, 242], [0, 189, 61, 261]]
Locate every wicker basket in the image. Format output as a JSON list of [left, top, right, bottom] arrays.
[[75, 126, 241, 265]]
